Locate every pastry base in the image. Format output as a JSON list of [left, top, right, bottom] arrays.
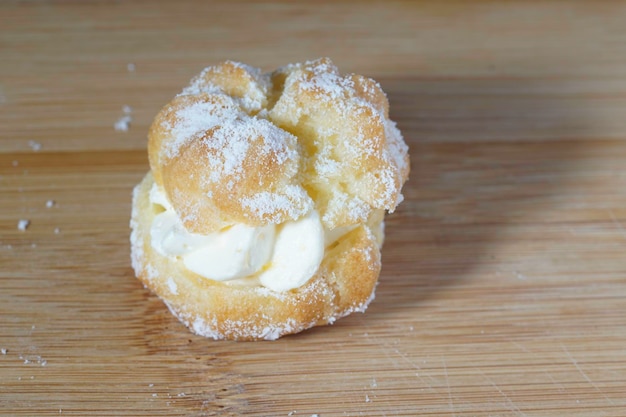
[[130, 173, 381, 340]]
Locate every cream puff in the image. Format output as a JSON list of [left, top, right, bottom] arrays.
[[130, 58, 409, 340]]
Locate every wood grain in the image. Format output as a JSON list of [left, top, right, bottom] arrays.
[[1, 1, 625, 416]]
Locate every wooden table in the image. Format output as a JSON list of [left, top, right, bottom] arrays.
[[1, 1, 625, 415]]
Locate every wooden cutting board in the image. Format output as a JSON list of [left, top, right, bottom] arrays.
[[1, 1, 625, 415]]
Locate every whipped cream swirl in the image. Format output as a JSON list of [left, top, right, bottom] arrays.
[[149, 185, 325, 291]]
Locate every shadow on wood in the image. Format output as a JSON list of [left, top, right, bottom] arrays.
[[365, 76, 595, 320]]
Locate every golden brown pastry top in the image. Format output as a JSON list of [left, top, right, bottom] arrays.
[[148, 58, 409, 234]]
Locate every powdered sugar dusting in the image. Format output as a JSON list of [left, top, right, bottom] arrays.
[[161, 280, 343, 341], [162, 97, 238, 160], [191, 316, 221, 340], [162, 96, 301, 194], [172, 306, 304, 341], [181, 77, 221, 97], [167, 278, 178, 295], [385, 119, 409, 176], [299, 58, 352, 104], [130, 184, 145, 274], [241, 185, 311, 221], [200, 116, 296, 186], [300, 70, 349, 102], [370, 166, 399, 208], [322, 190, 370, 228], [181, 61, 269, 113], [145, 264, 158, 282], [314, 145, 342, 177], [342, 283, 377, 316], [227, 60, 262, 76], [361, 227, 382, 271]]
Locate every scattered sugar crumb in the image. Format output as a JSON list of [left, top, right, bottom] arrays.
[[152, 393, 157, 397], [54, 227, 61, 234], [371, 378, 377, 388], [12, 160, 18, 167], [365, 394, 371, 403], [114, 106, 133, 132], [514, 271, 527, 280], [17, 219, 30, 231], [28, 140, 42, 151], [1, 348, 7, 355], [288, 412, 296, 416], [31, 243, 37, 248], [148, 383, 154, 387], [177, 393, 186, 397], [46, 200, 55, 208], [20, 353, 47, 366], [114, 115, 132, 132], [127, 63, 136, 72], [311, 414, 319, 417]]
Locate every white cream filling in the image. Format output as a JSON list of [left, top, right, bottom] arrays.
[[149, 185, 333, 291], [257, 210, 324, 292]]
